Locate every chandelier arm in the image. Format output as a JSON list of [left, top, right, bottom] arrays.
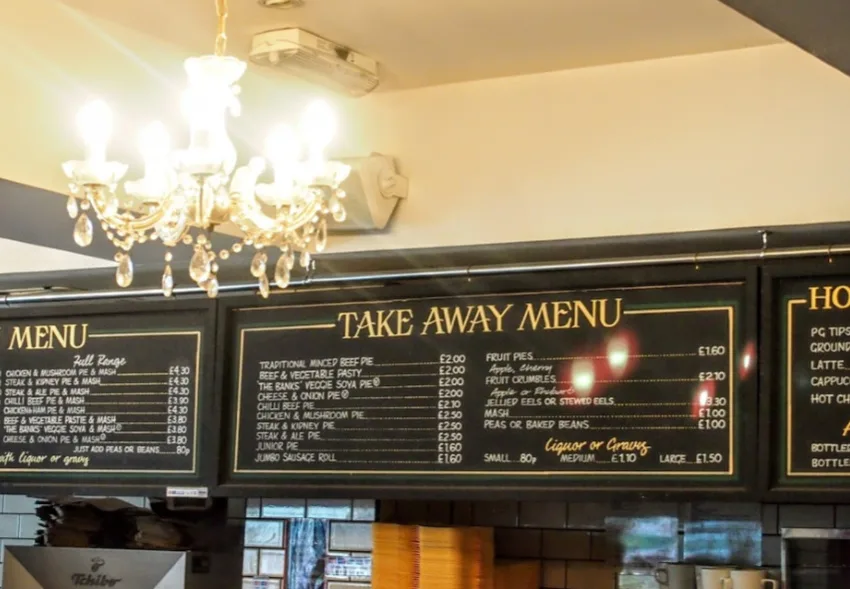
[[232, 192, 323, 242], [64, 0, 347, 299], [87, 187, 169, 234], [230, 194, 280, 236]]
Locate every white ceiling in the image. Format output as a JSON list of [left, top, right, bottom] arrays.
[[58, 0, 781, 90]]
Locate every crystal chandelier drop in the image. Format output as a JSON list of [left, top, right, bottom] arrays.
[[61, 0, 349, 298]]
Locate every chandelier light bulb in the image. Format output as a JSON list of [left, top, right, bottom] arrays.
[[265, 124, 301, 164], [124, 121, 174, 203], [139, 121, 171, 161], [248, 156, 266, 175], [60, 0, 350, 298], [301, 100, 336, 156], [76, 99, 113, 164], [256, 124, 301, 207]]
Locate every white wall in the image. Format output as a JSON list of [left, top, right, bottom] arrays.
[[3, 3, 850, 259], [328, 43, 850, 252]]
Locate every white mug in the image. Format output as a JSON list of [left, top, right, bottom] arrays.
[[723, 570, 778, 589], [697, 566, 732, 589], [656, 563, 696, 588]]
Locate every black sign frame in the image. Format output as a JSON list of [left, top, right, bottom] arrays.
[[0, 297, 218, 496], [761, 258, 850, 501], [216, 262, 759, 500]]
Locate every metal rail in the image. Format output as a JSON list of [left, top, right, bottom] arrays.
[[1, 242, 848, 306]]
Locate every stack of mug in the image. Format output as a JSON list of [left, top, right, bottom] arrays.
[[655, 564, 778, 589]]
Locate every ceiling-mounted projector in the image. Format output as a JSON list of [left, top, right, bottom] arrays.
[[250, 28, 379, 97]]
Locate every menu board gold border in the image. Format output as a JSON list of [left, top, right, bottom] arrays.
[[0, 330, 202, 475], [231, 286, 737, 478], [783, 297, 841, 478]]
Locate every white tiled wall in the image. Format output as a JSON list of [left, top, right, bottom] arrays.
[[0, 494, 40, 585]]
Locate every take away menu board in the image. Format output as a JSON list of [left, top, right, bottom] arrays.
[[0, 301, 214, 487], [776, 272, 850, 487], [224, 275, 757, 493]]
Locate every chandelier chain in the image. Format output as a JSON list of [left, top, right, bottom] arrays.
[[214, 0, 228, 56]]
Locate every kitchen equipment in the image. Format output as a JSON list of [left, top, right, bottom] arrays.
[[4, 547, 185, 589], [781, 527, 850, 588], [3, 546, 238, 589]]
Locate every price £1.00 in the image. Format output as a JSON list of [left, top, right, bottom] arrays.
[[698, 408, 726, 418], [698, 419, 727, 430]]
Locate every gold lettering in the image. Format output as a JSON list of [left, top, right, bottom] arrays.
[[354, 312, 376, 339], [420, 307, 445, 335], [7, 323, 88, 350], [442, 306, 474, 334], [600, 298, 623, 328], [809, 285, 850, 311], [552, 302, 575, 328], [488, 304, 512, 332], [831, 286, 850, 310], [336, 310, 414, 339], [396, 309, 415, 336], [843, 420, 850, 437], [575, 300, 596, 327], [810, 286, 832, 310], [518, 303, 551, 331], [605, 437, 651, 457], [467, 306, 492, 332], [49, 325, 67, 349], [34, 325, 50, 348], [544, 437, 588, 456], [420, 304, 513, 335], [69, 324, 88, 349], [338, 312, 358, 339], [518, 298, 622, 331], [63, 455, 90, 467], [375, 310, 393, 336], [8, 326, 32, 350]]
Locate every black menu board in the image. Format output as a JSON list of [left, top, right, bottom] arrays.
[[224, 271, 757, 495], [772, 268, 850, 489], [0, 300, 215, 489]]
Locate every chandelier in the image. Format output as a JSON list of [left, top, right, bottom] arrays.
[[61, 0, 349, 298]]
